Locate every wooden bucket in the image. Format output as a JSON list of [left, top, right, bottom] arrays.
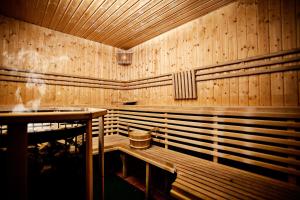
[[128, 129, 152, 150]]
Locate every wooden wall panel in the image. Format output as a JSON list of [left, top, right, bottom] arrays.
[[0, 15, 122, 109], [122, 0, 300, 107]]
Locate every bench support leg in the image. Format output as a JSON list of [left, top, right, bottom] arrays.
[[7, 123, 28, 200], [86, 119, 93, 200], [145, 163, 151, 200], [164, 173, 169, 193], [120, 153, 127, 178], [99, 116, 105, 200]]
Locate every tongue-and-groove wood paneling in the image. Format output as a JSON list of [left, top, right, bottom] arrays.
[[0, 15, 122, 108], [121, 0, 300, 106], [0, 0, 234, 49], [1, 0, 299, 108]]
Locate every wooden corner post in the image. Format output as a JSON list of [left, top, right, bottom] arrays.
[[86, 119, 93, 200], [145, 163, 151, 200], [120, 153, 128, 178], [99, 116, 105, 200], [7, 123, 28, 200]]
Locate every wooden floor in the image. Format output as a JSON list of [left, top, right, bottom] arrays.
[[93, 134, 300, 200]]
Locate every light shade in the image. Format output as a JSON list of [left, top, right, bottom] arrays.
[[116, 50, 133, 65]]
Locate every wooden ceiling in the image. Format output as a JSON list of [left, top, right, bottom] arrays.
[[0, 0, 234, 49]]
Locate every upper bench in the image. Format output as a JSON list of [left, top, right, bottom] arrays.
[[94, 106, 300, 199]]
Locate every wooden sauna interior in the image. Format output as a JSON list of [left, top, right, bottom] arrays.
[[1, 0, 300, 200]]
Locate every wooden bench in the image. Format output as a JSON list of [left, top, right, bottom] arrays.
[[92, 134, 176, 199], [95, 106, 300, 199]]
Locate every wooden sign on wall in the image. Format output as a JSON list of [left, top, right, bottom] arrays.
[[172, 70, 197, 100]]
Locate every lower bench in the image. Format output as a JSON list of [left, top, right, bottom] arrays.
[[93, 134, 300, 200]]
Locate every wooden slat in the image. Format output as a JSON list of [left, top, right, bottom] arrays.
[[180, 71, 185, 98], [118, 119, 300, 147], [117, 113, 300, 138], [62, 0, 94, 33], [118, 123, 300, 166], [87, 0, 140, 40], [98, 0, 156, 42], [109, 0, 209, 47], [82, 0, 128, 38], [116, 110, 300, 128], [172, 73, 177, 99], [102, 106, 300, 179], [68, 0, 106, 35], [0, 0, 234, 49], [154, 148, 300, 200], [111, 105, 300, 118], [187, 70, 192, 98], [152, 148, 292, 191], [154, 139, 300, 176], [49, 0, 72, 29], [184, 71, 189, 98], [172, 70, 197, 100], [119, 0, 234, 49]]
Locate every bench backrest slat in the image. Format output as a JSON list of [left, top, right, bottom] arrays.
[[103, 106, 300, 182]]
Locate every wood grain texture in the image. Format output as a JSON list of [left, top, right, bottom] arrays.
[[1, 0, 300, 108], [106, 106, 300, 180], [0, 0, 234, 49], [0, 15, 122, 107], [122, 0, 300, 106], [172, 70, 196, 100]]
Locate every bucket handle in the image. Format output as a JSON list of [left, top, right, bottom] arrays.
[[127, 125, 159, 136], [148, 127, 159, 137]]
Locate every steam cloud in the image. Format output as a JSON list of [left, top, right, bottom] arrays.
[[3, 48, 69, 112]]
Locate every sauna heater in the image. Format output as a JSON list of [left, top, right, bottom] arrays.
[[0, 107, 106, 200]]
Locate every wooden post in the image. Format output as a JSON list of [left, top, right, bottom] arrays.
[[288, 120, 296, 184], [164, 113, 168, 149], [120, 153, 127, 178], [99, 116, 105, 200], [86, 119, 93, 200], [7, 123, 28, 200], [117, 110, 120, 135], [145, 163, 151, 200], [213, 119, 218, 163], [109, 111, 112, 136], [164, 172, 169, 193]]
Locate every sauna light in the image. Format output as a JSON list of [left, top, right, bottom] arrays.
[[117, 49, 133, 65]]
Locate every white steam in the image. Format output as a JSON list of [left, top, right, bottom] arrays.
[[6, 48, 69, 112], [12, 88, 28, 112], [12, 104, 28, 112]]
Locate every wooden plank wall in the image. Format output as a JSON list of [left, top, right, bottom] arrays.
[[0, 15, 122, 108], [122, 0, 300, 106]]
